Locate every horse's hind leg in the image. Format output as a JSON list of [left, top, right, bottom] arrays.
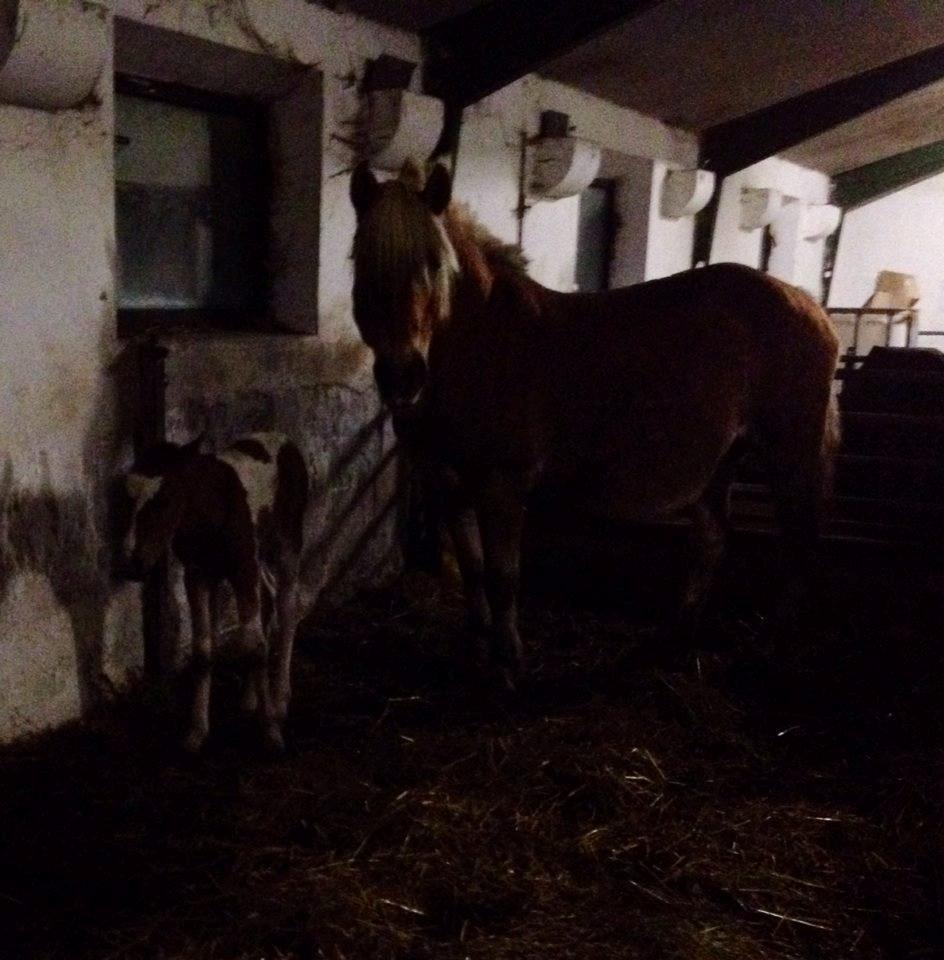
[[675, 497, 728, 642], [476, 472, 526, 691], [668, 455, 738, 652], [762, 394, 838, 608]]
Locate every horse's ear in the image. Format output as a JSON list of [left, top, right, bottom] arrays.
[[350, 162, 379, 217], [423, 163, 452, 215]]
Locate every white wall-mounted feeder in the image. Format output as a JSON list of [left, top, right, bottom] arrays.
[[660, 168, 715, 219], [363, 88, 444, 172], [800, 202, 842, 241], [0, 0, 108, 111], [529, 136, 602, 200], [739, 186, 784, 230]]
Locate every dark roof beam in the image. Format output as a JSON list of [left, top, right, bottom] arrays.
[[701, 42, 944, 178], [833, 139, 944, 209], [422, 0, 665, 109]]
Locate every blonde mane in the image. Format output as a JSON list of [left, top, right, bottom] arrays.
[[444, 203, 529, 295]]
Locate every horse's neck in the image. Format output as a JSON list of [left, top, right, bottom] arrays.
[[442, 207, 495, 304], [445, 206, 550, 315]]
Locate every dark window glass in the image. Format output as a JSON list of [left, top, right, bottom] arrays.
[[115, 80, 268, 328], [575, 179, 616, 293]]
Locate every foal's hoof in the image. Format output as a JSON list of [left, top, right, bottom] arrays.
[[261, 723, 286, 756]]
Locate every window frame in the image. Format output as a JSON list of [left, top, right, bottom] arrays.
[[114, 17, 322, 339]]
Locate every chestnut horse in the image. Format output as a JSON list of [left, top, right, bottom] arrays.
[[350, 161, 839, 688]]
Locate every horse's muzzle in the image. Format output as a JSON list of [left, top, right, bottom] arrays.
[[374, 352, 427, 408]]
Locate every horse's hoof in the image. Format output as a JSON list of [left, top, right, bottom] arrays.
[[240, 687, 260, 715], [495, 662, 523, 695], [183, 727, 208, 754]]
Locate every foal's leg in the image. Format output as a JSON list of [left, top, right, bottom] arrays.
[[184, 568, 213, 753], [476, 473, 526, 690], [241, 576, 275, 715], [236, 585, 284, 752], [270, 565, 300, 723]]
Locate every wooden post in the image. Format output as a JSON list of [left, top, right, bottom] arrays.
[[134, 338, 170, 679]]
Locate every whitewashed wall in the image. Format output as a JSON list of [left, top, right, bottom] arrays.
[[646, 161, 697, 281], [829, 171, 944, 333], [0, 0, 698, 742], [453, 77, 698, 292], [0, 0, 419, 742], [709, 157, 831, 299]]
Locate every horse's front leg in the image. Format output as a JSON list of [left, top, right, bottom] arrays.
[[476, 473, 526, 691], [438, 470, 490, 636]]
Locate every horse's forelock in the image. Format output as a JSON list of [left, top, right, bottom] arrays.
[[353, 183, 458, 314]]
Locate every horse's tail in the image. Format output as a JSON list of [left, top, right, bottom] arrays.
[[820, 387, 841, 501], [749, 273, 840, 550]]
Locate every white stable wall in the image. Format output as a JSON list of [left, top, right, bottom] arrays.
[[828, 171, 944, 333], [452, 77, 698, 292], [646, 161, 697, 281], [0, 0, 419, 742], [709, 157, 832, 299]]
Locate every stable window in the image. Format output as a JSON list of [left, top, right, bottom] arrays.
[[116, 79, 269, 327], [114, 18, 322, 337]]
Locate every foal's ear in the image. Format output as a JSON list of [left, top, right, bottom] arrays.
[[350, 162, 379, 217], [423, 163, 452, 215]]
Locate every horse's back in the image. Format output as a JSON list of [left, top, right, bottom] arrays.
[[532, 264, 839, 516], [551, 263, 838, 419], [582, 263, 836, 353]]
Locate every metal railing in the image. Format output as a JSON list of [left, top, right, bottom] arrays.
[[827, 306, 918, 364]]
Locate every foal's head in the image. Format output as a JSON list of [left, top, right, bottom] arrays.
[[120, 437, 202, 580], [350, 159, 457, 408]]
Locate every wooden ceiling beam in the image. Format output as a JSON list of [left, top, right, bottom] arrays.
[[422, 0, 664, 109], [701, 42, 944, 178], [833, 139, 944, 209]]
